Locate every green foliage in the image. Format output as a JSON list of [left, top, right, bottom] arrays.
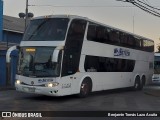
[[157, 45, 160, 53]]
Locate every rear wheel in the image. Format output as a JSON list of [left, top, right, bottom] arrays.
[[140, 76, 146, 90], [78, 78, 92, 98], [133, 76, 141, 91]]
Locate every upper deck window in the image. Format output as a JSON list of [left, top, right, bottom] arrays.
[[23, 18, 69, 41], [87, 22, 154, 52]]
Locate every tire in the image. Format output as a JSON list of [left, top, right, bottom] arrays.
[[78, 78, 92, 98], [140, 76, 146, 90], [133, 76, 141, 91]]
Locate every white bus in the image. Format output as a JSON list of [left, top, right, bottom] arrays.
[[152, 53, 160, 83], [14, 15, 154, 97]]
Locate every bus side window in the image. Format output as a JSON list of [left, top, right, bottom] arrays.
[[84, 56, 99, 72], [96, 26, 105, 43], [87, 24, 96, 41], [148, 41, 154, 52], [104, 28, 111, 44], [120, 33, 128, 47], [134, 37, 141, 49], [109, 30, 120, 45], [127, 35, 135, 48], [143, 39, 148, 51]]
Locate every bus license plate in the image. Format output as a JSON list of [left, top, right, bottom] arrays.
[[23, 87, 35, 92]]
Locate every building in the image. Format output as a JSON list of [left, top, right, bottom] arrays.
[[3, 15, 25, 44], [0, 0, 24, 87], [0, 0, 3, 41], [0, 0, 25, 44]]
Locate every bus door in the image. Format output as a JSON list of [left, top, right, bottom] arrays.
[[61, 19, 87, 94]]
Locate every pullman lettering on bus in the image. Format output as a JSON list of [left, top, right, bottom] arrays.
[[114, 48, 130, 57]]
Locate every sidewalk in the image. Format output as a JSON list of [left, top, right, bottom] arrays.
[[143, 84, 160, 97], [0, 86, 15, 91]]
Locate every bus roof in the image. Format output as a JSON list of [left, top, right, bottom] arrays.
[[32, 14, 87, 20], [32, 14, 154, 42]]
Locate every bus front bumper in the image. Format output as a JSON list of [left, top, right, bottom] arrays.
[[15, 83, 61, 96]]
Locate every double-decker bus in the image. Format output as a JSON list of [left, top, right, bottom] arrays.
[[152, 53, 160, 84], [14, 15, 154, 97]]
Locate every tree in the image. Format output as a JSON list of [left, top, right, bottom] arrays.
[[157, 38, 160, 53], [157, 45, 160, 52]]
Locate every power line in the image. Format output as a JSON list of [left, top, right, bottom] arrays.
[[117, 0, 160, 17], [134, 0, 160, 17], [137, 0, 160, 10], [133, 2, 160, 17], [28, 5, 136, 7], [28, 1, 160, 17], [28, 3, 160, 9]]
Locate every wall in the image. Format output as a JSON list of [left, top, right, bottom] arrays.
[[0, 0, 3, 41], [3, 30, 23, 44]]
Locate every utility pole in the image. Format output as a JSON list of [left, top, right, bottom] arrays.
[[133, 7, 135, 33], [19, 0, 33, 30], [25, 0, 28, 29]]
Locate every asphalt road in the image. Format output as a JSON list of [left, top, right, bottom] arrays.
[[0, 87, 160, 120]]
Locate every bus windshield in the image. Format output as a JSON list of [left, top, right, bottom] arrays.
[[23, 18, 69, 41], [17, 47, 62, 77]]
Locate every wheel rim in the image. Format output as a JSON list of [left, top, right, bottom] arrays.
[[134, 79, 140, 89], [81, 83, 89, 95], [135, 82, 138, 88]]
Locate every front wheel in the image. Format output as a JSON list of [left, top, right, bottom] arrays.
[[78, 79, 92, 98]]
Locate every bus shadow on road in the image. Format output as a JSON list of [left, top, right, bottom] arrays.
[[21, 87, 137, 101], [90, 87, 136, 96]]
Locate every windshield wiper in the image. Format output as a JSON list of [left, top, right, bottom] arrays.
[[28, 19, 50, 41]]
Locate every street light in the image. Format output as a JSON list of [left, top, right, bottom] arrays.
[[18, 0, 34, 29]]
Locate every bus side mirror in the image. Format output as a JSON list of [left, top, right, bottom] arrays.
[[6, 45, 20, 63], [52, 49, 60, 63]]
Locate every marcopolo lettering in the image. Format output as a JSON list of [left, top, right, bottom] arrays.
[[114, 48, 130, 57], [38, 79, 54, 83]]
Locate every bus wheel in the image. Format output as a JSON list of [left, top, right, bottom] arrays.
[[140, 76, 146, 90], [78, 78, 92, 98], [133, 76, 141, 91]]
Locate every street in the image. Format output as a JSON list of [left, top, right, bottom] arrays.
[[0, 87, 160, 120]]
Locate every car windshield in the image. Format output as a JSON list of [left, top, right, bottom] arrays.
[[154, 61, 160, 74], [17, 47, 62, 77], [23, 18, 69, 41]]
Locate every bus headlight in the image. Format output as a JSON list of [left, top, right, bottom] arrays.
[[16, 80, 21, 84], [45, 82, 59, 87]]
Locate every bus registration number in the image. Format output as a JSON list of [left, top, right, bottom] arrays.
[[22, 87, 35, 92]]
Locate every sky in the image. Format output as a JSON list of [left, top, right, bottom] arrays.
[[3, 0, 160, 51]]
